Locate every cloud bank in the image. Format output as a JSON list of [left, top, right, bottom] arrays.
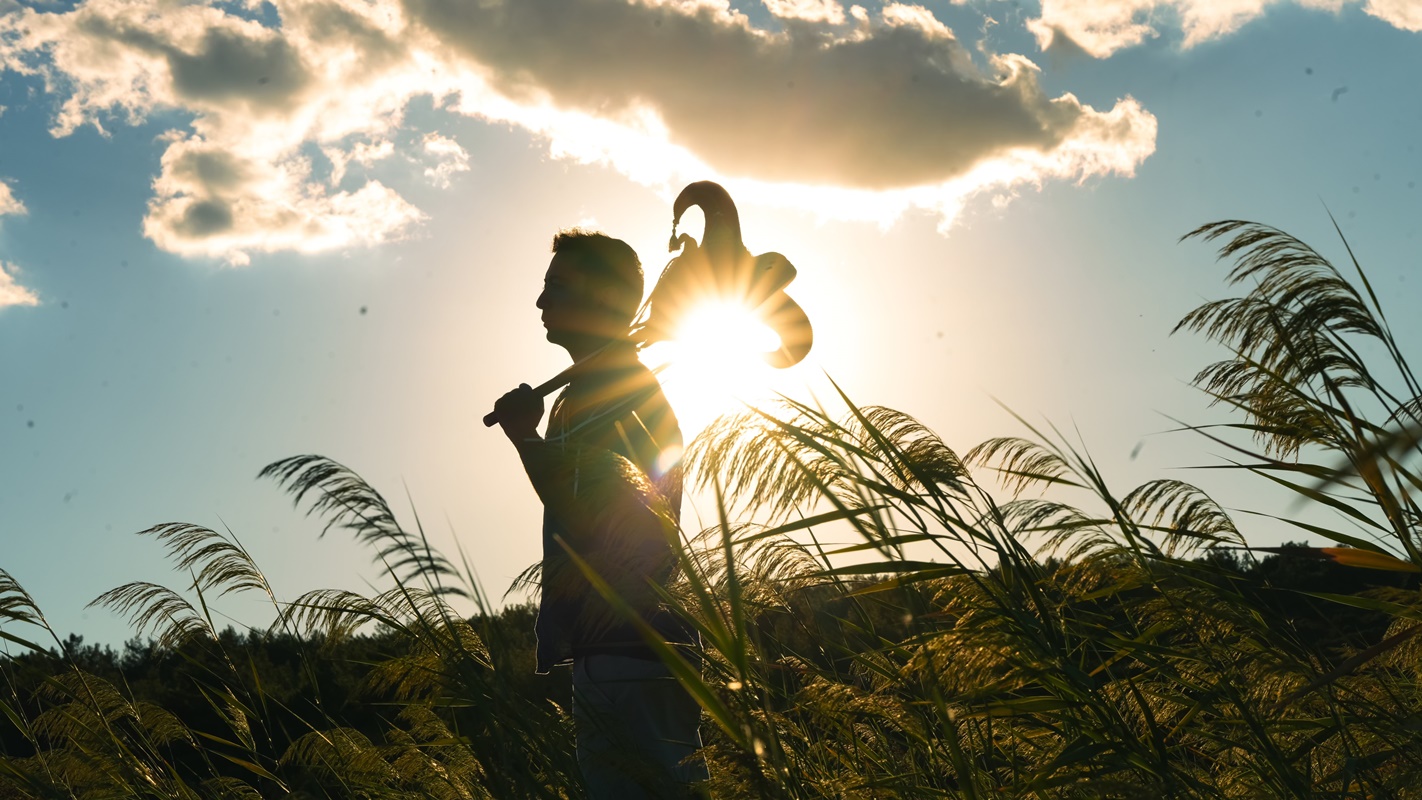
[[0, 0, 1157, 261], [1031, 0, 1420, 57]]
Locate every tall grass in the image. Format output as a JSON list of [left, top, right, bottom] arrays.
[[3, 219, 1420, 798]]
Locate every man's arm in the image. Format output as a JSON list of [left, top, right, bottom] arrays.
[[493, 383, 564, 499]]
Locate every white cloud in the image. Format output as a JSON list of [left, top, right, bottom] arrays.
[[763, 0, 846, 24], [0, 262, 39, 309], [1365, 0, 1422, 30], [0, 181, 32, 309], [1030, 0, 1412, 57], [419, 133, 469, 188], [142, 132, 424, 265], [881, 1, 957, 38], [0, 0, 1158, 247], [0, 180, 24, 217], [326, 139, 395, 187]]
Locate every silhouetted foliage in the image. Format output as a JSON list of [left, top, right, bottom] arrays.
[[3, 219, 1421, 798]]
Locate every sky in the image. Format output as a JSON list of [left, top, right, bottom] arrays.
[[2, 0, 1420, 647]]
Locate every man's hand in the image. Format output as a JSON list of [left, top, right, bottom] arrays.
[[494, 383, 545, 443]]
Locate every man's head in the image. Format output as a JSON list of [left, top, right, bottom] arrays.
[[539, 229, 643, 352]]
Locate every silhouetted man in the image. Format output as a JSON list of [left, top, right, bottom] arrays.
[[493, 230, 708, 798]]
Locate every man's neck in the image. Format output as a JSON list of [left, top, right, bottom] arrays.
[[562, 340, 642, 399], [552, 341, 649, 423], [563, 337, 636, 365]]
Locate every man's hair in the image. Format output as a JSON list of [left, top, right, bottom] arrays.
[[551, 229, 643, 322]]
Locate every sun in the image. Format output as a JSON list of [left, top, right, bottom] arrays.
[[641, 301, 786, 435], [672, 301, 783, 365]]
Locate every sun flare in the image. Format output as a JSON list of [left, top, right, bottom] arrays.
[[642, 301, 786, 434], [674, 302, 782, 362]]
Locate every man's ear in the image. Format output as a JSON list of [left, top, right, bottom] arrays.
[[587, 283, 624, 315]]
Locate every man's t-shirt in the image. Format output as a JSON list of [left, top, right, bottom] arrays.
[[532, 349, 686, 673]]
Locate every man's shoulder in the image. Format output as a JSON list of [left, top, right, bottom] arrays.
[[563, 359, 681, 472], [564, 359, 675, 424], [614, 364, 682, 454]]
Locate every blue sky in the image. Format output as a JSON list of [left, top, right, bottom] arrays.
[[2, 0, 1420, 646]]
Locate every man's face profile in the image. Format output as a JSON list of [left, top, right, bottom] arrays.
[[537, 250, 622, 350]]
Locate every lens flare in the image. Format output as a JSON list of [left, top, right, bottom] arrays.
[[674, 302, 782, 361], [642, 301, 783, 434]]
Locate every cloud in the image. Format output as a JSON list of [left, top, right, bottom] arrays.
[[406, 0, 1156, 209], [0, 0, 1157, 254], [763, 0, 846, 24], [326, 139, 395, 187], [1030, 0, 1415, 58], [1364, 0, 1422, 30], [141, 131, 425, 265], [419, 133, 469, 188], [0, 179, 24, 217], [1, 0, 436, 263], [0, 181, 34, 309], [0, 262, 38, 309]]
